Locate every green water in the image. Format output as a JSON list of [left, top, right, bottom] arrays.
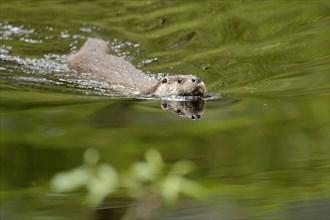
[[1, 0, 329, 219]]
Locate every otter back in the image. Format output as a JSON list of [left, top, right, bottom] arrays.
[[67, 38, 157, 94]]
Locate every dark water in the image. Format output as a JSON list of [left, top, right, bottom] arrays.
[[1, 1, 329, 219]]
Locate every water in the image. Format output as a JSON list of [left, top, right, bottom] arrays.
[[1, 1, 329, 219]]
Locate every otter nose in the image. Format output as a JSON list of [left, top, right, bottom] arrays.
[[191, 114, 201, 120], [192, 78, 201, 84]]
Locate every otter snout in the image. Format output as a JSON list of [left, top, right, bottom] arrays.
[[191, 114, 201, 120], [193, 78, 206, 95]]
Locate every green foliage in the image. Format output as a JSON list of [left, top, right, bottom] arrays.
[[50, 148, 206, 207]]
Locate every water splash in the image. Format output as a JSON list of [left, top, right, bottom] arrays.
[[0, 22, 34, 40]]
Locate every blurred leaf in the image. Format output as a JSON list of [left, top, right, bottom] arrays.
[[84, 148, 99, 166], [86, 164, 118, 206], [161, 175, 183, 204], [131, 162, 155, 182], [170, 160, 195, 176], [145, 149, 164, 172], [50, 167, 90, 193]]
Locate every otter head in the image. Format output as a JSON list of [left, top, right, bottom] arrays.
[[161, 99, 205, 120], [154, 75, 206, 97]]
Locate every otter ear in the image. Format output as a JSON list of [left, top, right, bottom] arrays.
[[161, 77, 168, 84], [161, 102, 168, 109]]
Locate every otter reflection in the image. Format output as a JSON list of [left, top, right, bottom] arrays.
[[89, 97, 238, 125], [161, 99, 205, 120]]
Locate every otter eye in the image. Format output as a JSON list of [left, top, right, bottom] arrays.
[[192, 78, 196, 83], [177, 78, 183, 83]]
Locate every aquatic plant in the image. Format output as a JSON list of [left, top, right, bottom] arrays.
[[50, 148, 206, 207]]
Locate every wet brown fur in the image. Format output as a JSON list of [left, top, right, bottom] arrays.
[[68, 38, 206, 96]]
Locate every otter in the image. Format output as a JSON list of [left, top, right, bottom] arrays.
[[161, 99, 205, 120], [67, 38, 206, 97]]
